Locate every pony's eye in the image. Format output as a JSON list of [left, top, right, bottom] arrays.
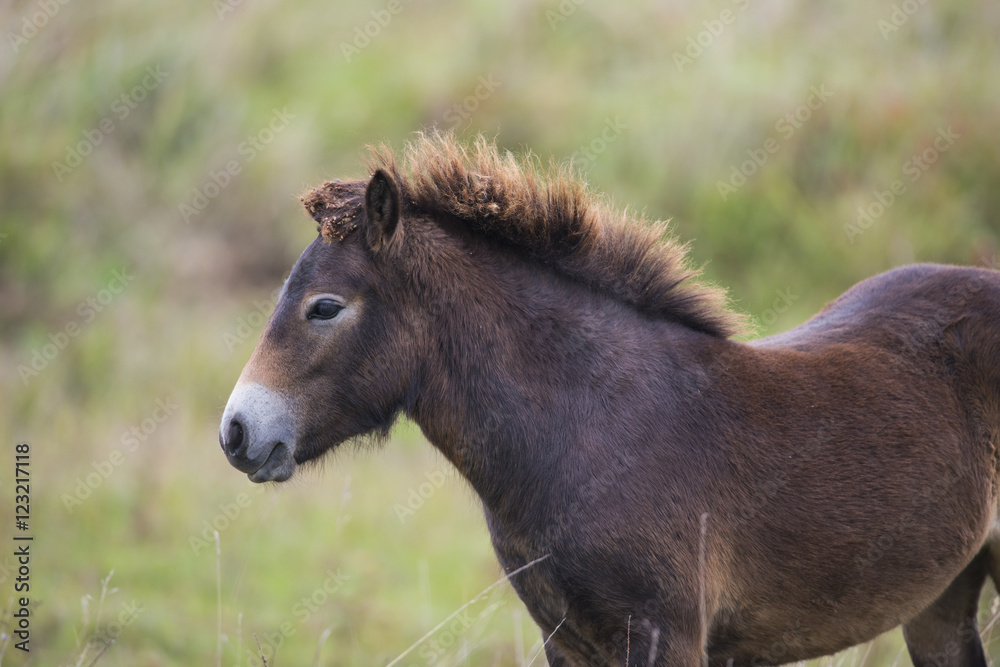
[[307, 299, 343, 320]]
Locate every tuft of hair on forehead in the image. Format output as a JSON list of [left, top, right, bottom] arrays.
[[358, 131, 749, 339], [300, 179, 367, 243]]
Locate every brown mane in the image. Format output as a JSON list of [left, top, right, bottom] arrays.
[[305, 133, 747, 338]]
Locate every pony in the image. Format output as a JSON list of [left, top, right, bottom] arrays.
[[220, 133, 1000, 666]]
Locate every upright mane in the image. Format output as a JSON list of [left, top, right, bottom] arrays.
[[307, 133, 747, 338]]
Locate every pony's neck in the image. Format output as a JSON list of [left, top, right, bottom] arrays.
[[401, 226, 694, 526], [406, 248, 557, 519]]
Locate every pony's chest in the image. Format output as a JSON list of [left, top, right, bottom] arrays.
[[489, 542, 620, 664], [484, 511, 571, 626], [482, 501, 633, 661]]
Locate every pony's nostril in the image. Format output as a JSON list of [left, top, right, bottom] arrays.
[[224, 419, 245, 457]]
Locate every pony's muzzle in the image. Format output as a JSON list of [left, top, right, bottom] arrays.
[[220, 382, 297, 483]]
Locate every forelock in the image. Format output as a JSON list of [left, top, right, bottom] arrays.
[[300, 180, 366, 243]]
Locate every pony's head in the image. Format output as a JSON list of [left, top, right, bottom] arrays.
[[219, 170, 412, 482]]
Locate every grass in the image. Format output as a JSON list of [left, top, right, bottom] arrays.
[[3, 0, 1000, 663], [1, 416, 527, 665]]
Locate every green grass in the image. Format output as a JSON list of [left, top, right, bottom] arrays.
[[2, 0, 1000, 663]]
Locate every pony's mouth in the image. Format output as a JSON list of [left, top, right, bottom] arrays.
[[221, 381, 299, 483], [248, 442, 295, 483]]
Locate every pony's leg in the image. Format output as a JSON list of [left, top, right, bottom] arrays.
[[542, 637, 703, 667], [633, 632, 707, 667], [620, 619, 707, 667], [538, 609, 707, 666], [902, 551, 988, 667]]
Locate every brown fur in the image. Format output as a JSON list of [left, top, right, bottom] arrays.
[[303, 133, 747, 337], [225, 135, 1000, 666]]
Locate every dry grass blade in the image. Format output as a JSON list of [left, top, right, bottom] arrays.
[[216, 531, 223, 667], [254, 633, 269, 667], [312, 626, 333, 667], [385, 554, 551, 667], [524, 616, 565, 667]]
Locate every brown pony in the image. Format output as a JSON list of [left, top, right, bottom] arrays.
[[220, 133, 1000, 666]]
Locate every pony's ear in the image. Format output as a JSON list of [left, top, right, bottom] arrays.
[[365, 169, 400, 249]]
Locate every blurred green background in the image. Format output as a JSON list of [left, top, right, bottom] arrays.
[[2, 0, 1000, 664]]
